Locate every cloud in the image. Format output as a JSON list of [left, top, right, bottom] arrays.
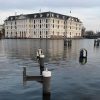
[[0, 0, 100, 10], [0, 0, 100, 31]]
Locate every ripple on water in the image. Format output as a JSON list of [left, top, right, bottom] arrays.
[[0, 39, 100, 100]]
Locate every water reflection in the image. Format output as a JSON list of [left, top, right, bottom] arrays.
[[63, 46, 72, 60], [43, 93, 51, 100], [0, 39, 100, 100], [22, 64, 51, 100], [2, 39, 99, 62], [2, 39, 100, 65], [3, 39, 69, 61], [79, 57, 87, 65], [23, 76, 51, 100]]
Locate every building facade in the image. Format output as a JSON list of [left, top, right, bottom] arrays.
[[4, 12, 83, 38]]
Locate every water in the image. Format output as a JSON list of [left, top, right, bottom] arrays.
[[0, 39, 100, 100]]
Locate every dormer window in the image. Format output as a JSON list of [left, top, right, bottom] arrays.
[[47, 13, 49, 17], [11, 17, 13, 20], [63, 16, 65, 19], [71, 18, 73, 21], [40, 14, 43, 17], [57, 15, 59, 18], [52, 14, 54, 17], [15, 17, 17, 19], [34, 15, 37, 18], [68, 17, 71, 20]]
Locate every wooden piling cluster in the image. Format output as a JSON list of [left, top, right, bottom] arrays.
[[64, 38, 72, 47], [94, 39, 100, 47]]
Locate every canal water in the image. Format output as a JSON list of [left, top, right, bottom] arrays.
[[0, 39, 100, 100]]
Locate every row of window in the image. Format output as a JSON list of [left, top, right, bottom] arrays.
[[6, 24, 64, 29], [6, 32, 49, 38], [6, 19, 78, 25], [6, 31, 49, 35], [69, 27, 81, 30], [29, 19, 64, 24], [5, 19, 48, 25], [69, 23, 81, 27], [8, 13, 80, 22], [6, 25, 81, 30], [69, 32, 81, 36], [6, 31, 81, 36], [9, 13, 64, 21]]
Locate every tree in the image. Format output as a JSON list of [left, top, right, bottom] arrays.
[[0, 28, 5, 38], [81, 27, 86, 37], [97, 32, 100, 37], [85, 31, 94, 36]]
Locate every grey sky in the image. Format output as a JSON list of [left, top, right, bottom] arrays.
[[0, 0, 100, 31], [0, 0, 100, 9]]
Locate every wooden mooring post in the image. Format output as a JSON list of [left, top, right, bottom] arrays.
[[64, 38, 72, 47], [21, 50, 51, 95], [22, 66, 51, 94], [94, 39, 100, 47], [79, 48, 87, 58], [79, 48, 87, 65]]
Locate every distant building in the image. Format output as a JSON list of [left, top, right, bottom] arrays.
[[4, 12, 83, 39]]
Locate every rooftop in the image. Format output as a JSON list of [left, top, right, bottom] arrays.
[[5, 11, 81, 23]]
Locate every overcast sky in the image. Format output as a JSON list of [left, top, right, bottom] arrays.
[[0, 0, 100, 32]]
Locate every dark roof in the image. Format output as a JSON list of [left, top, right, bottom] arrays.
[[5, 11, 81, 23]]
